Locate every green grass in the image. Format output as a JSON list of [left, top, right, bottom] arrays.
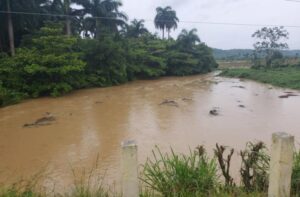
[[141, 146, 219, 196], [6, 142, 300, 197], [220, 66, 300, 90]]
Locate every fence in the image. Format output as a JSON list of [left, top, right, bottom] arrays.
[[121, 132, 295, 197]]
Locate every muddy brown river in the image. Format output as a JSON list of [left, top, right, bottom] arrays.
[[1, 73, 300, 190]]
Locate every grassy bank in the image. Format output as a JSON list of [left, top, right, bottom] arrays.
[[220, 66, 300, 90], [3, 142, 300, 197]]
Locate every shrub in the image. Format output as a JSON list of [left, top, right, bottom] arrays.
[[166, 43, 218, 76], [79, 37, 128, 86], [0, 23, 85, 99], [126, 37, 167, 79], [240, 142, 270, 192], [141, 146, 219, 196]]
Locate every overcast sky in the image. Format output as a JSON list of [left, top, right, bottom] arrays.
[[120, 0, 300, 49]]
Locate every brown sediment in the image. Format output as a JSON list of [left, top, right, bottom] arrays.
[[0, 73, 300, 190]]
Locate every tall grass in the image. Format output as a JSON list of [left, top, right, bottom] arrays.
[[292, 150, 300, 195], [141, 146, 219, 196], [240, 142, 269, 192], [0, 157, 116, 197]]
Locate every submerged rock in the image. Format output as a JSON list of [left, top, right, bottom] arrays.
[[278, 93, 298, 99], [159, 99, 179, 107], [182, 97, 192, 102], [232, 85, 245, 89], [209, 108, 220, 116], [23, 114, 56, 128]]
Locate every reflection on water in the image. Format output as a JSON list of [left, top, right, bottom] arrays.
[[1, 73, 300, 188]]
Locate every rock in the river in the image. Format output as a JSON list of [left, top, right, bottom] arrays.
[[23, 114, 56, 128], [209, 108, 220, 116], [182, 98, 192, 102], [231, 85, 245, 89], [278, 93, 298, 99], [159, 99, 179, 107]]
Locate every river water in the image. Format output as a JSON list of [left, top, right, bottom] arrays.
[[0, 73, 300, 190]]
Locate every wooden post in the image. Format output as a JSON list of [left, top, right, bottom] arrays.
[[268, 132, 294, 197], [121, 140, 139, 197]]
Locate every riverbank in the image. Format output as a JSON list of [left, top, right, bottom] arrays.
[[220, 66, 300, 90], [1, 140, 299, 197]]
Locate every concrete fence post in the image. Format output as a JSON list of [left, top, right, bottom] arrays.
[[268, 132, 294, 197], [121, 140, 139, 197]]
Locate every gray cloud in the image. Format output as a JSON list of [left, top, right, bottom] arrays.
[[121, 0, 300, 49]]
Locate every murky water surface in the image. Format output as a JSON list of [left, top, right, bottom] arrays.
[[1, 73, 300, 189]]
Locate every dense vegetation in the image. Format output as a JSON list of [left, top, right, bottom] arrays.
[[213, 49, 300, 60], [0, 0, 218, 107]]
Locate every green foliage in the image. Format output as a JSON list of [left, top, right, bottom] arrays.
[[79, 37, 128, 86], [141, 146, 219, 196], [240, 142, 270, 192], [127, 37, 167, 79], [0, 24, 85, 106], [154, 6, 179, 39], [252, 27, 289, 68], [0, 21, 218, 107], [220, 66, 300, 90], [124, 19, 149, 38], [166, 31, 218, 76], [292, 150, 300, 195]]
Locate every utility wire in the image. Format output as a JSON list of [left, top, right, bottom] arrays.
[[1, 10, 300, 28], [285, 0, 300, 2]]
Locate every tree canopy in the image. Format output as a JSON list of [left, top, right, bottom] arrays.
[[154, 6, 179, 39], [0, 2, 218, 107], [252, 26, 289, 67]]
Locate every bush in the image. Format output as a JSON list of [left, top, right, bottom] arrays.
[[166, 43, 218, 76], [0, 23, 85, 104], [240, 142, 270, 192], [126, 37, 167, 79], [79, 36, 129, 86], [141, 146, 219, 196]]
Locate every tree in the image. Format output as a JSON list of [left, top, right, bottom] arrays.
[[0, 23, 86, 98], [77, 0, 127, 39], [252, 26, 289, 67], [0, 0, 49, 55], [44, 0, 85, 36], [125, 19, 149, 38], [154, 6, 178, 39], [6, 0, 15, 56], [177, 29, 200, 48]]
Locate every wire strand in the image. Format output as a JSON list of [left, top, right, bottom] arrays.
[[1, 10, 300, 28]]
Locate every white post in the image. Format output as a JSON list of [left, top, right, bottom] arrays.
[[121, 140, 139, 197], [268, 132, 294, 197]]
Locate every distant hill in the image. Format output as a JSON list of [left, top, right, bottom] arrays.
[[212, 48, 300, 60]]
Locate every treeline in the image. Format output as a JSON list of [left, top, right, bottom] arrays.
[[213, 48, 300, 60], [0, 1, 218, 107]]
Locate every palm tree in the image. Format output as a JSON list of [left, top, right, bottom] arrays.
[[78, 0, 127, 39], [154, 6, 178, 40], [0, 0, 48, 55], [45, 0, 84, 36], [177, 28, 200, 48], [125, 19, 148, 38]]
